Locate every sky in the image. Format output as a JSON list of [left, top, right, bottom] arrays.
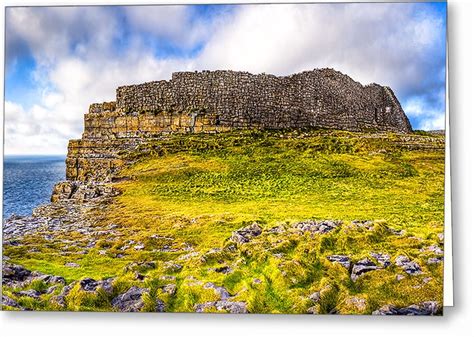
[[4, 3, 447, 155]]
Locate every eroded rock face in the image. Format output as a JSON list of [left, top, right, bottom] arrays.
[[66, 69, 413, 182]]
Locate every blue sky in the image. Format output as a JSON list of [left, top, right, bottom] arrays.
[[5, 3, 447, 155]]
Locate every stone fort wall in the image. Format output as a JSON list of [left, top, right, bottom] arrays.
[[66, 68, 412, 181]]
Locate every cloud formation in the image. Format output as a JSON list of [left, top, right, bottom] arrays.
[[4, 3, 446, 155]]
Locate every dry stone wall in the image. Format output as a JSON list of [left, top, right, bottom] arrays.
[[67, 68, 412, 181]]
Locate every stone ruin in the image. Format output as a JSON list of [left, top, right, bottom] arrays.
[[66, 68, 413, 181]]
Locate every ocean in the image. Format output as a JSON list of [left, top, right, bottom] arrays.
[[2, 155, 66, 219]]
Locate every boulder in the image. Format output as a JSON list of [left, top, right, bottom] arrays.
[[370, 252, 391, 268], [111, 286, 147, 312], [14, 289, 41, 300], [326, 255, 351, 269], [395, 255, 422, 275], [293, 220, 341, 234], [427, 257, 443, 264], [203, 282, 231, 300], [373, 301, 440, 315], [80, 278, 99, 292], [195, 301, 247, 314], [351, 258, 378, 281], [231, 223, 262, 244], [2, 262, 31, 285], [308, 292, 321, 303], [2, 295, 20, 309]]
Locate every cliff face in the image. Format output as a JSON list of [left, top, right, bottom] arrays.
[[66, 68, 412, 181]]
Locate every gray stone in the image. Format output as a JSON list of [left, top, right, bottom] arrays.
[[15, 289, 41, 299], [80, 278, 99, 291], [294, 220, 341, 234], [372, 301, 440, 315], [370, 252, 391, 268], [111, 286, 147, 312], [395, 255, 422, 275], [162, 283, 177, 296], [231, 223, 262, 244], [309, 292, 320, 303], [427, 257, 443, 264], [351, 258, 378, 281], [195, 300, 247, 314], [203, 282, 231, 300], [2, 295, 20, 308], [326, 255, 351, 269]]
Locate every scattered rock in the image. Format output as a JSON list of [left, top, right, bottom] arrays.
[[46, 285, 58, 294], [370, 252, 391, 268], [79, 277, 114, 294], [15, 289, 41, 300], [427, 257, 443, 264], [2, 295, 20, 309], [267, 225, 286, 234], [309, 292, 320, 303], [195, 300, 247, 314], [372, 301, 440, 315], [178, 252, 200, 261], [135, 273, 146, 281], [421, 245, 444, 255], [98, 278, 115, 294], [293, 220, 341, 234], [344, 296, 367, 312], [124, 261, 156, 273], [80, 278, 99, 291], [162, 283, 177, 296], [252, 278, 263, 285], [352, 220, 374, 230], [51, 282, 76, 307], [134, 243, 145, 251], [395, 255, 422, 275], [351, 258, 378, 281], [214, 266, 232, 274], [2, 262, 32, 285], [388, 228, 406, 236], [164, 261, 183, 273], [231, 222, 262, 243], [64, 262, 80, 268], [396, 274, 405, 281], [203, 282, 231, 300], [438, 233, 444, 242], [111, 286, 147, 312], [326, 255, 351, 269], [307, 306, 318, 314]]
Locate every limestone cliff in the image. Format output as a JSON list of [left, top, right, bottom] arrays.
[[66, 68, 412, 181]]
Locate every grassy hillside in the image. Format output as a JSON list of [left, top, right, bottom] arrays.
[[3, 129, 445, 314]]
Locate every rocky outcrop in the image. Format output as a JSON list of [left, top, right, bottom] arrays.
[[65, 68, 412, 182]]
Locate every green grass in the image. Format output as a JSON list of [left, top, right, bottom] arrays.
[[3, 129, 445, 313]]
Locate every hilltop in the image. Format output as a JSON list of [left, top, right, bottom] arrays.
[[3, 129, 444, 314]]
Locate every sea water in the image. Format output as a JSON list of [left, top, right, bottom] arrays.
[[3, 155, 66, 219]]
